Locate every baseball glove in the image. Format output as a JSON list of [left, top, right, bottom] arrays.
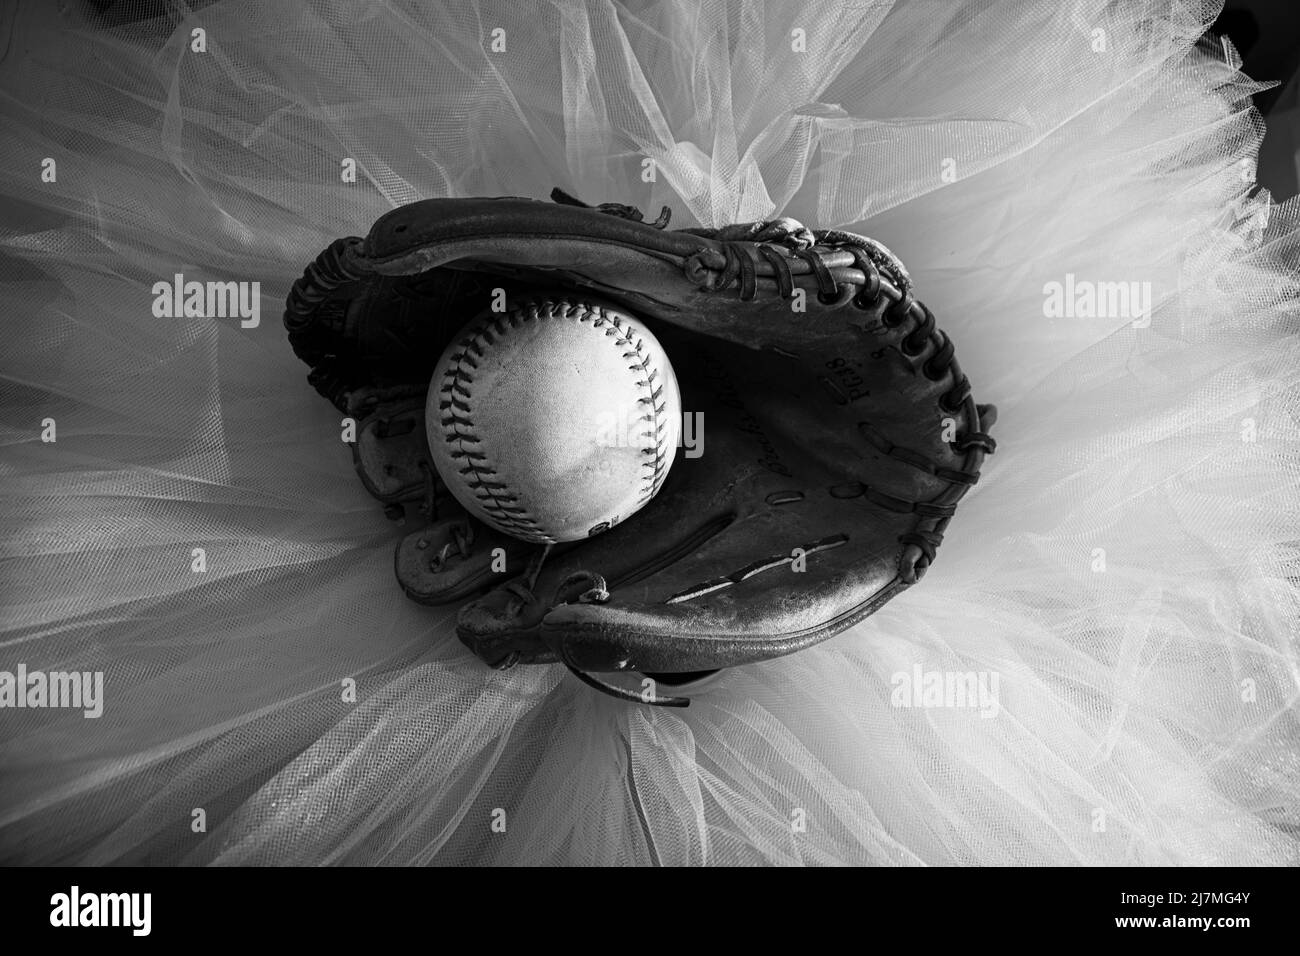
[[284, 189, 996, 705]]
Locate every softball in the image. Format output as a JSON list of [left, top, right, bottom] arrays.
[[428, 296, 680, 543]]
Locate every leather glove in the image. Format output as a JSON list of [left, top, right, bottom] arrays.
[[284, 189, 996, 705]]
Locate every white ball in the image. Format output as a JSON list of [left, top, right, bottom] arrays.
[[428, 296, 681, 543]]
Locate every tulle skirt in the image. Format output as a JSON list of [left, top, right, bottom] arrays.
[[1, 0, 1297, 865]]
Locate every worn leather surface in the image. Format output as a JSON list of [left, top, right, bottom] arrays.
[[284, 194, 996, 693]]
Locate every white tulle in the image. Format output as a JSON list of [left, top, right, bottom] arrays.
[[1, 0, 1297, 865]]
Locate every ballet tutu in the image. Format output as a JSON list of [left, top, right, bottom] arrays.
[[1, 0, 1297, 866]]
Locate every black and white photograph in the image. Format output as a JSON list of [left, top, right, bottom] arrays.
[[0, 0, 1296, 924]]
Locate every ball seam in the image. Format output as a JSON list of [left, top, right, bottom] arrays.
[[438, 305, 549, 540]]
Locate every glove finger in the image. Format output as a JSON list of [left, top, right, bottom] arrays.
[[355, 197, 882, 350]]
